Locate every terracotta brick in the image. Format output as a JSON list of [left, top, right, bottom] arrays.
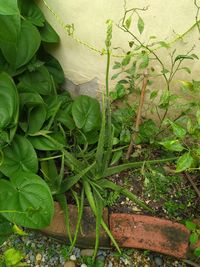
[[41, 202, 110, 247], [110, 213, 190, 258]]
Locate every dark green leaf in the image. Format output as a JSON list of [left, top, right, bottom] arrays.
[[27, 105, 47, 134], [0, 14, 20, 46], [0, 0, 19, 15], [0, 135, 38, 177], [42, 52, 65, 85], [1, 20, 41, 68], [0, 219, 13, 245], [72, 95, 101, 132], [0, 171, 54, 228], [137, 16, 144, 34], [174, 55, 194, 62], [28, 132, 65, 151], [40, 21, 60, 43], [18, 0, 45, 26], [0, 72, 18, 130], [19, 66, 53, 95]]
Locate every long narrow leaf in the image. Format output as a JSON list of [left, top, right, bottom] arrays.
[[104, 157, 178, 177], [59, 162, 96, 193], [56, 194, 72, 244], [69, 189, 84, 252]]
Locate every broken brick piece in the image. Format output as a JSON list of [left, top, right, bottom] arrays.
[[41, 202, 110, 247], [110, 213, 190, 258]]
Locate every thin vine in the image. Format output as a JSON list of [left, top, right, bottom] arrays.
[[41, 0, 200, 58]]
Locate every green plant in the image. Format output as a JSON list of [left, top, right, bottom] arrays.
[[186, 221, 200, 258], [0, 1, 179, 260], [0, 248, 27, 267]]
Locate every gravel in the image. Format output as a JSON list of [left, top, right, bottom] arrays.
[[0, 231, 189, 267]]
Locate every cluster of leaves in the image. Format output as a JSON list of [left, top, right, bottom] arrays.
[[186, 221, 200, 258]]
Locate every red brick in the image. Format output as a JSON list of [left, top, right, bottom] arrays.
[[41, 202, 110, 247], [110, 213, 190, 258]]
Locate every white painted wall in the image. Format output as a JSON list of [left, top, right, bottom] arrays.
[[39, 0, 200, 93]]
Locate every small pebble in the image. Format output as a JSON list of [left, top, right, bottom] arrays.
[[154, 256, 163, 266], [36, 253, 42, 263], [81, 249, 94, 257], [81, 264, 87, 267], [70, 255, 76, 261]]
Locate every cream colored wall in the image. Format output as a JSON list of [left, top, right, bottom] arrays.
[[39, 0, 200, 93]]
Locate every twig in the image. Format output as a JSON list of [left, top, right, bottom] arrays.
[[185, 172, 200, 199], [126, 70, 148, 160], [183, 259, 200, 267], [194, 0, 200, 34]]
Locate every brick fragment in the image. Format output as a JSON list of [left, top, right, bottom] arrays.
[[42, 202, 110, 247], [110, 213, 190, 258]]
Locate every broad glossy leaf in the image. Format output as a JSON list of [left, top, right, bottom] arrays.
[[43, 53, 65, 85], [0, 172, 54, 228], [0, 217, 13, 245], [0, 72, 18, 130], [18, 0, 45, 26], [0, 135, 38, 177], [57, 104, 76, 130], [0, 0, 19, 15], [2, 20, 41, 68], [4, 248, 24, 266], [0, 14, 20, 46], [19, 66, 53, 95], [72, 95, 101, 132], [40, 21, 60, 43], [0, 50, 16, 76], [28, 133, 65, 151], [28, 105, 47, 134], [19, 92, 44, 108], [159, 140, 185, 152], [176, 152, 193, 172]]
